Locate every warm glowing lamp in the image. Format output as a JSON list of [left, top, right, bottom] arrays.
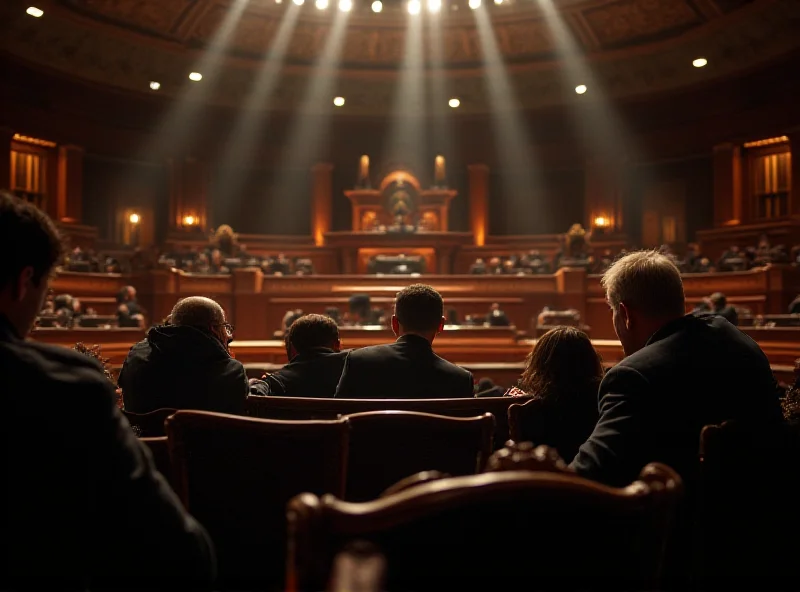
[[593, 215, 609, 228], [183, 215, 196, 226], [129, 213, 141, 225]]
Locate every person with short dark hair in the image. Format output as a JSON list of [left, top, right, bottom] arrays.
[[335, 284, 474, 399], [0, 192, 215, 588], [707, 292, 738, 325], [117, 285, 144, 328], [261, 314, 347, 398], [119, 296, 268, 414]]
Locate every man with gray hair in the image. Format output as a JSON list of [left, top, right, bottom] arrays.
[[570, 250, 782, 487], [119, 296, 268, 413]]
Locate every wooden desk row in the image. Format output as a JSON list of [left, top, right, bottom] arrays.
[[49, 265, 800, 342]]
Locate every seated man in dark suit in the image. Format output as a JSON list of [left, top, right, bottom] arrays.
[[335, 284, 474, 399], [0, 192, 214, 589], [262, 314, 348, 398], [119, 296, 268, 414], [571, 250, 783, 488], [708, 291, 738, 325]]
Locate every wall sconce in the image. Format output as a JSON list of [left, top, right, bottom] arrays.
[[183, 214, 197, 227], [593, 215, 610, 229], [129, 213, 141, 225]]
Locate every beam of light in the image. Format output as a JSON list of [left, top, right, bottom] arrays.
[[213, 3, 302, 208], [537, 0, 638, 228], [267, 8, 351, 225], [383, 4, 426, 176], [136, 0, 251, 163], [426, 13, 455, 187], [472, 6, 548, 232]]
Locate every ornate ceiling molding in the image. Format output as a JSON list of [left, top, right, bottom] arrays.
[[1, 0, 798, 114]]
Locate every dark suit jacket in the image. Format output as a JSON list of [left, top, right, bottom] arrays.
[[263, 348, 348, 398], [0, 315, 214, 589], [570, 314, 783, 488], [335, 334, 474, 399], [119, 324, 264, 414]]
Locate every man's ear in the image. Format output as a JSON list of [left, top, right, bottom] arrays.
[[13, 267, 35, 302], [332, 339, 342, 353], [391, 315, 400, 336], [619, 302, 632, 330], [438, 316, 445, 333]]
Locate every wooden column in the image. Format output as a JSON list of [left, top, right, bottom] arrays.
[[169, 156, 208, 230], [311, 163, 333, 246], [584, 158, 624, 233], [789, 132, 800, 216], [0, 127, 13, 192], [468, 164, 489, 246], [712, 143, 743, 226], [56, 145, 84, 223]]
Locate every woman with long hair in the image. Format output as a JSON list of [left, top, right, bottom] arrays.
[[506, 326, 604, 461]]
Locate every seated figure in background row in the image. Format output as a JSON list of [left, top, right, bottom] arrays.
[[506, 326, 603, 462], [262, 314, 348, 398], [0, 191, 215, 589], [116, 285, 145, 328], [118, 296, 268, 414], [335, 284, 474, 399], [487, 302, 511, 327]]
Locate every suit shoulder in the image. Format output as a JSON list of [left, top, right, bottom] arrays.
[[344, 344, 394, 361]]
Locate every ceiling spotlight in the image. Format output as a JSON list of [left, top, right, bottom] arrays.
[[26, 6, 43, 17], [408, 0, 421, 14], [189, 72, 203, 82], [293, 0, 304, 5], [149, 81, 161, 90], [494, 0, 503, 4], [448, 98, 460, 108], [371, 0, 382, 10], [333, 96, 345, 107], [339, 0, 352, 10], [428, 0, 441, 12], [468, 0, 480, 9], [315, 0, 328, 9], [275, 0, 282, 3], [575, 84, 587, 94], [693, 57, 708, 68]]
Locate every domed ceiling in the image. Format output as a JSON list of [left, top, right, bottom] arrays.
[[2, 0, 799, 114]]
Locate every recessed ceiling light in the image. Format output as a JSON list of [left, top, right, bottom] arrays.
[[428, 0, 441, 12], [275, 0, 282, 4], [293, 0, 304, 5], [315, 0, 328, 9], [494, 0, 503, 4], [371, 0, 383, 10], [693, 57, 708, 68], [408, 0, 421, 14], [575, 84, 587, 94], [333, 96, 345, 107], [26, 6, 43, 17], [149, 81, 161, 90], [448, 98, 460, 108], [339, 0, 352, 10], [468, 0, 481, 9], [189, 72, 203, 82]]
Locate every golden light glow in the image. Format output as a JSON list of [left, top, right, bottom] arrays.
[[428, 0, 441, 12], [149, 81, 161, 90], [575, 84, 587, 95], [333, 96, 345, 107], [26, 6, 44, 17], [129, 213, 141, 225], [338, 0, 352, 11], [743, 136, 789, 148], [468, 0, 481, 8], [692, 57, 708, 68], [315, 0, 328, 10], [448, 98, 460, 108], [188, 72, 203, 82], [371, 0, 382, 11], [593, 215, 610, 228], [12, 133, 56, 148], [183, 215, 196, 226], [407, 0, 421, 14]]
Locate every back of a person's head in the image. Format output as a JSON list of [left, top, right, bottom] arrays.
[[601, 250, 685, 319], [394, 284, 444, 334], [520, 327, 603, 399], [0, 192, 62, 291], [710, 292, 727, 308], [285, 314, 340, 354], [170, 296, 224, 331]]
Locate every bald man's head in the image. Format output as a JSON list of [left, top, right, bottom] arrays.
[[170, 296, 226, 330]]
